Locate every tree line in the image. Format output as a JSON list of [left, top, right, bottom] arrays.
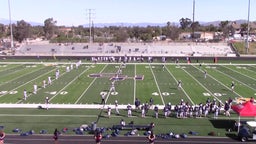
[[0, 17, 250, 44]]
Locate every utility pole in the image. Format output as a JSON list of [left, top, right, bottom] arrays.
[[246, 0, 250, 54], [86, 9, 95, 44], [8, 0, 14, 48], [192, 0, 195, 41]]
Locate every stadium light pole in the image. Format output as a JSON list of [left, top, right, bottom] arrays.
[[192, 0, 195, 41], [88, 9, 92, 43], [87, 9, 95, 44], [8, 0, 14, 48], [246, 0, 250, 54]]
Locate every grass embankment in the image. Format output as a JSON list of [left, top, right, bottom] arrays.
[[233, 42, 256, 55]]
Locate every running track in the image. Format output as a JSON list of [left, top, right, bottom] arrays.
[[4, 135, 256, 144]]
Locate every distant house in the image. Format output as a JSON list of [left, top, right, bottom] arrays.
[[154, 35, 167, 41], [230, 21, 256, 41], [179, 32, 214, 41], [231, 22, 256, 34], [58, 26, 72, 35]]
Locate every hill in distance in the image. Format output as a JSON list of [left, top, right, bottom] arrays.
[[0, 18, 251, 27]]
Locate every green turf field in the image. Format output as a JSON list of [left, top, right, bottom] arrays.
[[0, 61, 256, 136]]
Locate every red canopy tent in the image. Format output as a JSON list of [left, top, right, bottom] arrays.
[[231, 101, 256, 131], [232, 101, 256, 117]]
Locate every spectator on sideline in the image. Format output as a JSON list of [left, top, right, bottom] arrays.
[[45, 97, 49, 110], [94, 130, 102, 144], [0, 127, 5, 144], [107, 106, 111, 118], [53, 128, 60, 144], [115, 100, 120, 115], [147, 131, 156, 144], [134, 98, 141, 111], [120, 119, 126, 127], [127, 104, 132, 117]]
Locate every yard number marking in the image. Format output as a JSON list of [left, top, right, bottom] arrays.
[[203, 92, 224, 97]]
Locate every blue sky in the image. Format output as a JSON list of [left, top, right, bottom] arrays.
[[0, 0, 255, 26]]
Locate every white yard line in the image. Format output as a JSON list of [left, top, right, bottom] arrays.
[[182, 66, 223, 105], [16, 64, 77, 103], [0, 66, 51, 98], [222, 65, 256, 81], [165, 65, 195, 105], [75, 64, 107, 104], [248, 65, 256, 73], [149, 64, 165, 105], [0, 64, 19, 73], [15, 68, 58, 103], [0, 67, 35, 87], [0, 65, 26, 76], [49, 64, 93, 102], [214, 66, 256, 92], [192, 65, 243, 98]]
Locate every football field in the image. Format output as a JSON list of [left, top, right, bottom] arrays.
[[0, 60, 256, 137], [0, 62, 255, 106]]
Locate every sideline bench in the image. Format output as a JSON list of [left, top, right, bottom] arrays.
[[112, 124, 150, 131]]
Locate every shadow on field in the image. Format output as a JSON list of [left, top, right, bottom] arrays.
[[226, 133, 239, 141], [209, 119, 235, 129]]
